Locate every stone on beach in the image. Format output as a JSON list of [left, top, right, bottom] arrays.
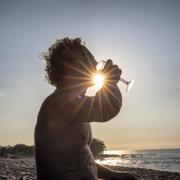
[[1, 157, 180, 180]]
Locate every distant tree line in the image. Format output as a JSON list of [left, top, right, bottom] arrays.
[[0, 144, 35, 158], [0, 138, 106, 158]]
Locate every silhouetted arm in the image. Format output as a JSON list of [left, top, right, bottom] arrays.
[[96, 163, 138, 180], [74, 83, 122, 122]]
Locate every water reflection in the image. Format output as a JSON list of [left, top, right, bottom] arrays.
[[95, 150, 133, 166], [103, 150, 131, 156], [95, 149, 180, 173]]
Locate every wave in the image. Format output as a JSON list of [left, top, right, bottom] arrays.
[[96, 149, 180, 173]]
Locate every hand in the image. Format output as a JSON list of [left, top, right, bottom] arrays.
[[102, 59, 122, 85]]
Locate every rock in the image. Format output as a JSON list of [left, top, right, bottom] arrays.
[[22, 175, 28, 180], [1, 157, 180, 180], [0, 175, 8, 180], [20, 172, 26, 175]]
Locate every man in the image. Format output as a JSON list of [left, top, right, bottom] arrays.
[[34, 37, 137, 180]]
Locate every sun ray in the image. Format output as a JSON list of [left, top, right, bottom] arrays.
[[71, 95, 87, 117], [86, 97, 96, 121], [101, 87, 114, 112], [82, 46, 97, 72], [96, 90, 104, 121], [103, 82, 121, 102], [78, 49, 96, 71], [65, 63, 92, 78], [60, 81, 91, 91], [63, 75, 91, 81], [71, 50, 96, 75]]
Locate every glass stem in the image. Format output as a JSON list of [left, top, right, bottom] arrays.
[[120, 77, 128, 85]]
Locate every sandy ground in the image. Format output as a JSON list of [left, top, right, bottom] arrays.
[[0, 157, 180, 180]]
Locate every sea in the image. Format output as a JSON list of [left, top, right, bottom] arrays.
[[95, 149, 180, 173]]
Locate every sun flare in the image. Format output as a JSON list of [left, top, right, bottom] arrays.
[[92, 73, 105, 89]]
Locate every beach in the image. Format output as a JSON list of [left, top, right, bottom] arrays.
[[107, 165, 180, 180], [0, 157, 180, 180]]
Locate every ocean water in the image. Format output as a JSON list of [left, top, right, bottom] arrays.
[[95, 149, 180, 173]]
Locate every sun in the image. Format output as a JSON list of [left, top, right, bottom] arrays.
[[92, 73, 105, 89]]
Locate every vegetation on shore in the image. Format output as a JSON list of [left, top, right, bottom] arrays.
[[0, 144, 34, 158], [0, 138, 106, 158]]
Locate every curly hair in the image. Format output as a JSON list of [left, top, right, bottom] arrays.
[[41, 37, 94, 88]]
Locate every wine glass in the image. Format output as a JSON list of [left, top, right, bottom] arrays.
[[96, 60, 135, 92]]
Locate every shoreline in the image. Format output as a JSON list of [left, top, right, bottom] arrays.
[[0, 157, 180, 180], [107, 165, 180, 180]]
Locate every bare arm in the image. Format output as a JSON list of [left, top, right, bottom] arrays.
[[72, 59, 122, 122], [56, 59, 122, 123], [78, 83, 122, 122], [96, 163, 138, 180]]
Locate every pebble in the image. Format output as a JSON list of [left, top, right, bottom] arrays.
[[1, 157, 180, 180], [0, 157, 36, 180]]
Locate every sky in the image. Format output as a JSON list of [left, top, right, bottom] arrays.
[[0, 0, 180, 150]]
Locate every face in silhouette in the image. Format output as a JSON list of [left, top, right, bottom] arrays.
[[62, 48, 97, 90]]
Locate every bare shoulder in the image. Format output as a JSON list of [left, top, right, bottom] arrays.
[[38, 90, 65, 115], [37, 90, 70, 126], [44, 90, 67, 105]]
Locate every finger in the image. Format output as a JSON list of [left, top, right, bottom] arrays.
[[110, 73, 121, 82], [113, 68, 122, 76], [103, 59, 113, 73], [111, 69, 121, 77], [106, 69, 121, 84], [110, 65, 118, 72], [107, 65, 122, 76]]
